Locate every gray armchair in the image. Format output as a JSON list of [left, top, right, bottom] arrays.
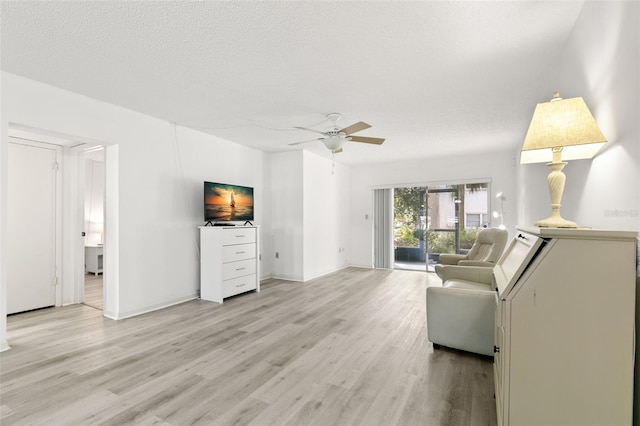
[[435, 228, 507, 279]]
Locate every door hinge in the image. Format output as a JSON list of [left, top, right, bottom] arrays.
[[53, 162, 60, 172]]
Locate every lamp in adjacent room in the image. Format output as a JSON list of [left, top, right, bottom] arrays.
[[520, 92, 607, 228], [95, 222, 104, 245], [492, 192, 507, 230]]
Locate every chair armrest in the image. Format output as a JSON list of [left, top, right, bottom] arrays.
[[438, 265, 494, 284], [458, 260, 496, 267], [439, 254, 467, 265]]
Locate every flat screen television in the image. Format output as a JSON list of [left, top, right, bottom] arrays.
[[204, 181, 254, 224]]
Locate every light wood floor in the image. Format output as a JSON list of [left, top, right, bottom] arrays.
[[1, 267, 496, 426], [84, 273, 103, 311]]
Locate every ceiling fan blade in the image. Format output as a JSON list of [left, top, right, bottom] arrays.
[[340, 121, 371, 135], [288, 138, 323, 146], [349, 135, 385, 145], [293, 126, 327, 136]]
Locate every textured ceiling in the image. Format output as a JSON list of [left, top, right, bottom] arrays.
[[1, 1, 585, 165]]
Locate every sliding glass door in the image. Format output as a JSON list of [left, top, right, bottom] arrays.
[[425, 185, 459, 270], [392, 181, 489, 271], [393, 187, 427, 271]]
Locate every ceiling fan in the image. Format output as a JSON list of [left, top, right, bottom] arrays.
[[289, 113, 385, 153]]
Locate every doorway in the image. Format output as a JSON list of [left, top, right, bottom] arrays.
[[392, 182, 490, 272], [83, 148, 105, 310], [6, 124, 118, 316]]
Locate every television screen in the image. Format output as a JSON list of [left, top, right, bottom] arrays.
[[204, 181, 254, 223]]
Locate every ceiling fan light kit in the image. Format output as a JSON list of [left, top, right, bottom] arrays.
[[323, 135, 346, 151], [289, 113, 385, 154]]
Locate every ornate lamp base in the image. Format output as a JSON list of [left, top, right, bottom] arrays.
[[536, 149, 578, 228]]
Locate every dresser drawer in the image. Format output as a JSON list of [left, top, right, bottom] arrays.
[[222, 258, 256, 280], [222, 274, 257, 298], [222, 243, 255, 263], [223, 227, 256, 246]]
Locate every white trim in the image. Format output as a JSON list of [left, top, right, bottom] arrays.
[[109, 295, 198, 320], [300, 264, 351, 283], [9, 123, 105, 148], [103, 145, 119, 319], [70, 149, 86, 305]]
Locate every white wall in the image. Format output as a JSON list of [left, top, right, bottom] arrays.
[[267, 150, 304, 281], [349, 150, 517, 268], [268, 150, 351, 281], [0, 73, 267, 346], [518, 1, 639, 232], [303, 151, 351, 281]]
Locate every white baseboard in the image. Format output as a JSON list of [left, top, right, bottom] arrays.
[[106, 294, 199, 320], [302, 264, 351, 282], [263, 265, 374, 284], [266, 275, 304, 282]]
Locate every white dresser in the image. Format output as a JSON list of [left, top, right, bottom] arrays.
[[199, 226, 260, 303], [85, 245, 104, 275], [493, 226, 637, 426]]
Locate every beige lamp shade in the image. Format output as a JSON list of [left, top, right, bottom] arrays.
[[520, 93, 607, 164]]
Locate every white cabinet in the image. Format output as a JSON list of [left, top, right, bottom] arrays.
[[199, 226, 260, 303], [85, 245, 103, 275], [494, 226, 637, 426]]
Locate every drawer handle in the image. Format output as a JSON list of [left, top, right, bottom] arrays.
[[236, 251, 245, 255], [517, 233, 527, 240], [236, 235, 245, 238], [236, 267, 246, 271], [236, 283, 246, 288]]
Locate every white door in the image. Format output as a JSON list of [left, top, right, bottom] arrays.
[[7, 141, 58, 314]]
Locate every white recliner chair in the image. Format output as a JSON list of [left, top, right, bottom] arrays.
[[426, 265, 495, 356], [434, 228, 508, 279]]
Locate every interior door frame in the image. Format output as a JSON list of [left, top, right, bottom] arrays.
[[8, 137, 63, 309], [77, 146, 107, 309], [7, 124, 118, 315], [70, 143, 118, 318]]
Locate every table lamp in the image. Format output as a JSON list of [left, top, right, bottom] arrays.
[[520, 92, 607, 228], [95, 223, 104, 245]]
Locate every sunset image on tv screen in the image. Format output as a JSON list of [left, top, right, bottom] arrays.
[[204, 182, 254, 222]]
